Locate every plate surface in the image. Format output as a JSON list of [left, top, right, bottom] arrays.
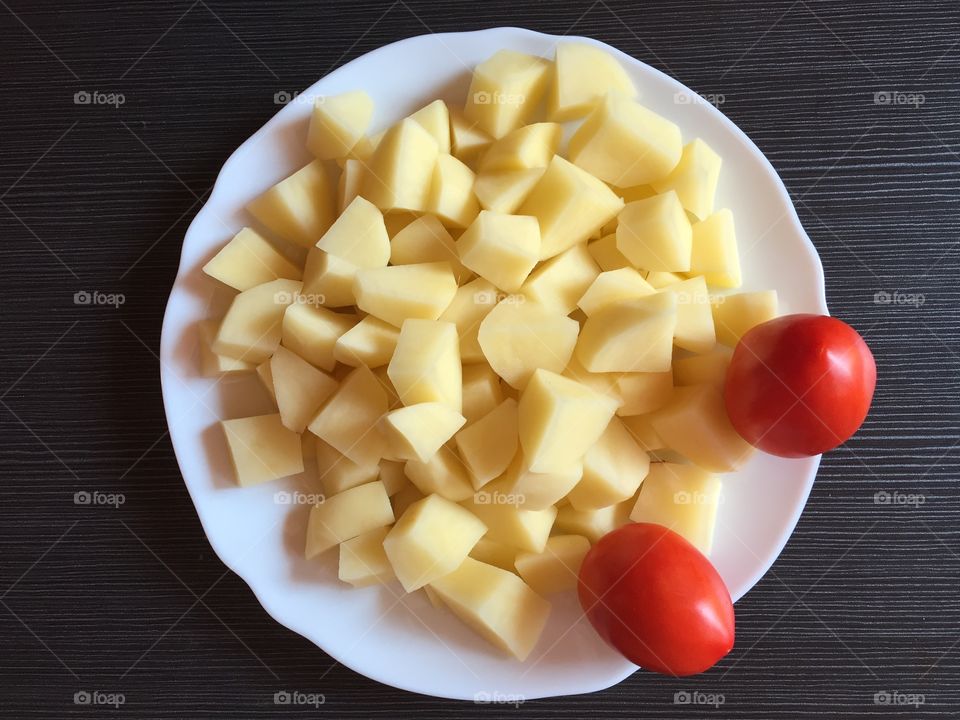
[[159, 27, 828, 700]]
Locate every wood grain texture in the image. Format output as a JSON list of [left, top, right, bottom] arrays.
[[1, 0, 958, 717]]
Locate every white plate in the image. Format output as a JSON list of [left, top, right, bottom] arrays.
[[160, 27, 827, 701]]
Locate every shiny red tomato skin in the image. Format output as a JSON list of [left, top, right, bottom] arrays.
[[724, 314, 876, 458], [578, 523, 735, 676]]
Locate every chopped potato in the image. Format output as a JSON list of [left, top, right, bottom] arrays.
[[521, 243, 601, 315], [464, 50, 551, 138], [549, 43, 636, 121], [409, 99, 451, 154], [587, 233, 631, 272], [354, 262, 458, 328], [469, 536, 518, 571], [203, 228, 302, 291], [553, 498, 633, 543], [712, 290, 778, 346], [388, 319, 462, 410], [339, 526, 393, 587], [333, 315, 400, 368], [515, 535, 591, 594], [450, 111, 493, 166], [673, 345, 733, 386], [213, 278, 302, 363], [302, 249, 358, 308], [455, 398, 519, 488], [361, 118, 439, 213], [457, 210, 541, 292], [474, 168, 544, 214], [576, 292, 677, 373], [247, 160, 336, 248], [305, 481, 394, 558], [270, 346, 338, 433], [615, 371, 674, 417], [308, 365, 388, 466], [429, 154, 480, 229], [222, 413, 304, 486], [616, 191, 693, 272], [577, 267, 656, 317], [281, 302, 356, 371], [438, 278, 499, 364], [199, 320, 254, 376], [651, 139, 722, 221], [479, 122, 562, 173], [460, 362, 505, 424], [464, 499, 557, 553], [315, 438, 379, 495], [307, 91, 374, 160], [379, 403, 466, 463], [566, 416, 649, 510], [661, 276, 716, 354], [690, 209, 741, 288], [316, 195, 390, 268], [390, 214, 469, 282], [502, 451, 583, 510], [404, 445, 475, 502]]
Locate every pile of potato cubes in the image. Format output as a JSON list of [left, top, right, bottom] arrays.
[[201, 42, 780, 661]]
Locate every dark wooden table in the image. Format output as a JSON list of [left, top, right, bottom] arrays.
[[1, 1, 956, 717]]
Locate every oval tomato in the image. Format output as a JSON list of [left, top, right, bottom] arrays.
[[724, 314, 876, 457], [578, 523, 735, 676]]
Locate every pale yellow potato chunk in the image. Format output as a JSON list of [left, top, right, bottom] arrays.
[[645, 271, 686, 289], [281, 302, 356, 371], [518, 369, 619, 474], [221, 413, 303, 487], [388, 319, 462, 411], [409, 99, 451, 153], [461, 362, 505, 424], [199, 320, 254, 376], [307, 91, 374, 159], [333, 315, 400, 368], [576, 292, 678, 373], [673, 345, 733, 387], [517, 155, 624, 260], [690, 209, 741, 288], [354, 262, 458, 328], [515, 535, 591, 594], [384, 494, 486, 591], [521, 243, 601, 315], [553, 498, 633, 543], [651, 139, 722, 221], [302, 249, 358, 308], [315, 438, 379, 495], [339, 526, 393, 587], [247, 160, 335, 248], [630, 463, 722, 556], [316, 195, 390, 268], [255, 359, 276, 401], [308, 365, 388, 466], [439, 278, 498, 364], [464, 50, 551, 138], [587, 233, 631, 272], [455, 398, 519, 488], [378, 459, 410, 496], [391, 483, 425, 518], [379, 403, 466, 463], [338, 158, 365, 212], [457, 210, 540, 292], [712, 290, 778, 347], [428, 154, 480, 229], [478, 300, 580, 389], [429, 557, 551, 660], [450, 111, 493, 166], [501, 451, 583, 511], [305, 481, 394, 558], [270, 346, 338, 433], [549, 43, 637, 121], [616, 191, 693, 272], [661, 276, 715, 354], [651, 383, 754, 472], [469, 536, 518, 571], [464, 499, 557, 553], [390, 214, 470, 284], [567, 416, 649, 510], [562, 353, 622, 408], [203, 227, 302, 291], [568, 95, 682, 187], [577, 267, 656, 316], [213, 278, 302, 363], [615, 371, 674, 416], [473, 168, 544, 214], [383, 211, 419, 238], [620, 414, 666, 453], [479, 122, 562, 173], [361, 118, 439, 213], [404, 445, 475, 502]]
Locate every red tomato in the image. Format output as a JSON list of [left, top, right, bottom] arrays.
[[724, 314, 876, 457], [578, 523, 735, 676]]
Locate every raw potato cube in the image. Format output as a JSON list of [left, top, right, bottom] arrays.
[[651, 383, 754, 472], [549, 42, 637, 121], [616, 371, 674, 417], [470, 536, 518, 571], [305, 481, 394, 558], [379, 403, 466, 462], [644, 271, 684, 289], [423, 584, 445, 608], [515, 535, 591, 594], [213, 279, 302, 363], [474, 168, 544, 214], [566, 417, 649, 510], [662, 276, 716, 353], [577, 268, 656, 317], [455, 398, 519, 488], [464, 50, 551, 138], [553, 498, 633, 543], [339, 526, 393, 587], [562, 353, 622, 408], [517, 155, 624, 260], [673, 345, 733, 386], [203, 228, 302, 291], [630, 463, 722, 555], [308, 366, 388, 466], [712, 290, 778, 346], [247, 160, 335, 248], [354, 262, 458, 328], [333, 315, 399, 368], [450, 111, 493, 166], [464, 499, 557, 553], [616, 191, 693, 272], [621, 414, 665, 452], [316, 196, 390, 268], [479, 122, 562, 172], [388, 319, 462, 410], [307, 91, 374, 159], [429, 557, 551, 660], [502, 451, 583, 510], [409, 99, 451, 154], [361, 118, 439, 213], [478, 300, 580, 389], [384, 494, 486, 591], [568, 95, 682, 187], [461, 362, 504, 424], [302, 249, 358, 308], [690, 209, 741, 288], [587, 233, 631, 272], [390, 215, 469, 284], [221, 413, 304, 487], [439, 278, 498, 364], [576, 292, 678, 373], [429, 154, 480, 229], [457, 211, 540, 292], [651, 139, 722, 221], [281, 302, 356, 371], [256, 360, 276, 401], [338, 158, 365, 212], [383, 212, 418, 238], [518, 368, 619, 474], [391, 483, 425, 518], [405, 445, 475, 502], [270, 346, 338, 433], [315, 438, 379, 495], [521, 243, 601, 315], [199, 320, 254, 376], [378, 459, 410, 496]]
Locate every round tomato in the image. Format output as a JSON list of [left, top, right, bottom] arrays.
[[724, 314, 876, 457], [578, 523, 735, 676]]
